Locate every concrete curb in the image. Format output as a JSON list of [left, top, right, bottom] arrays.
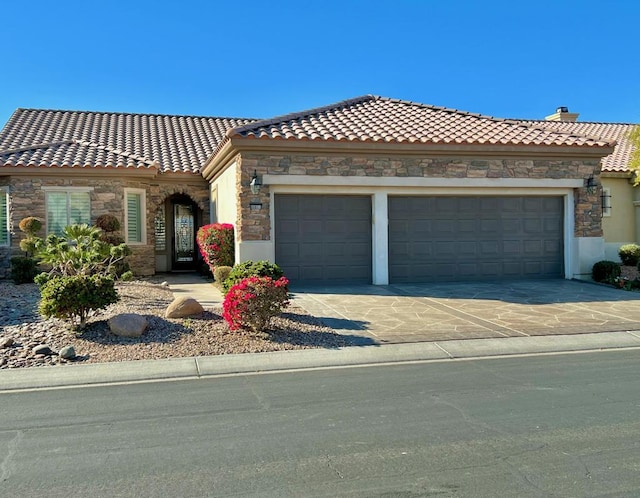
[[2, 332, 640, 391]]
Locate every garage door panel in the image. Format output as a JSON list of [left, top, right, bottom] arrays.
[[275, 195, 372, 284], [389, 196, 563, 283]]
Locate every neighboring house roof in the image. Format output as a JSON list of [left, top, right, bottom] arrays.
[[0, 109, 255, 173], [522, 120, 637, 173], [227, 95, 615, 149]]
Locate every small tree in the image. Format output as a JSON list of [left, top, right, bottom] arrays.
[[196, 223, 234, 273], [18, 217, 43, 257], [11, 217, 43, 283], [33, 223, 129, 329], [36, 224, 130, 279]]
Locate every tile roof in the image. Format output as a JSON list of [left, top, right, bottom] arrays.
[[228, 95, 616, 149], [521, 120, 637, 173], [0, 109, 255, 173]]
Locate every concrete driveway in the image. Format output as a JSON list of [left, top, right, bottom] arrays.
[[292, 279, 640, 344]]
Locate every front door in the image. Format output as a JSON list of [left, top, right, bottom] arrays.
[[172, 203, 196, 270]]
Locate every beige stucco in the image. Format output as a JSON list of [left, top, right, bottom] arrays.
[[601, 175, 638, 260]]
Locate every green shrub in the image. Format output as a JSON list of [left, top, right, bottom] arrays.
[[120, 270, 134, 281], [222, 260, 285, 295], [592, 260, 621, 283], [18, 217, 42, 235], [95, 214, 121, 232], [10, 256, 39, 284], [619, 244, 640, 266], [38, 274, 119, 329], [222, 276, 290, 332], [213, 266, 232, 284]]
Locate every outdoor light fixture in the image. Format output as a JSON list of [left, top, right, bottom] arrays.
[[250, 170, 261, 195], [586, 175, 598, 195]]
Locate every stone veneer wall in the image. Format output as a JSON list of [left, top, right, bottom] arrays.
[[235, 152, 603, 242], [0, 175, 210, 279]]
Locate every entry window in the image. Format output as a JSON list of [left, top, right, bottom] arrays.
[[45, 189, 91, 236], [125, 189, 146, 244], [0, 187, 8, 246]]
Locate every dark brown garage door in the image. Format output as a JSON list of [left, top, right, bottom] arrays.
[[275, 194, 372, 284], [389, 196, 563, 283]]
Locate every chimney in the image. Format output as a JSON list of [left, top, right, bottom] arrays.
[[545, 106, 579, 122]]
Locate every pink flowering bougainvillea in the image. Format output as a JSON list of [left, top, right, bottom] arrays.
[[222, 276, 290, 333], [196, 223, 234, 272]]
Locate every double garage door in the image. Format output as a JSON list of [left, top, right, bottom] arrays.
[[275, 194, 563, 284]]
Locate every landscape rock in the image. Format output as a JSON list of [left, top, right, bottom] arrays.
[[0, 337, 14, 348], [59, 345, 76, 360], [32, 344, 55, 356], [165, 296, 204, 318], [108, 314, 148, 338]]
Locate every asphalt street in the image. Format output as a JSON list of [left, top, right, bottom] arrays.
[[2, 350, 640, 497]]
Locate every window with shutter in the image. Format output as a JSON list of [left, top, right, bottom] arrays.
[[45, 190, 91, 236], [125, 189, 146, 244], [0, 188, 8, 246]]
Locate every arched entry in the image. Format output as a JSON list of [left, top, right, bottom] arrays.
[[155, 194, 201, 272]]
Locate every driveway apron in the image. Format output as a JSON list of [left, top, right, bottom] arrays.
[[292, 280, 640, 344]]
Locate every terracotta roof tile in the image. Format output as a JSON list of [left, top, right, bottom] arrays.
[[229, 95, 615, 149], [520, 120, 637, 173], [0, 109, 255, 173]]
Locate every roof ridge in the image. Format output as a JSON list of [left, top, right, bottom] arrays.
[[512, 119, 629, 146], [13, 107, 259, 122], [374, 96, 505, 121], [72, 139, 157, 166], [374, 97, 615, 144], [0, 140, 75, 156], [521, 118, 639, 126], [227, 95, 378, 137]]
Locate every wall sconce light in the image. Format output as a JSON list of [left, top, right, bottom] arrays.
[[585, 175, 598, 195], [249, 201, 263, 211], [250, 170, 261, 195]]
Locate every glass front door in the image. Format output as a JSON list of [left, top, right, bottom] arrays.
[[173, 203, 195, 270]]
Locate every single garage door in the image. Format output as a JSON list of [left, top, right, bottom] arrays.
[[275, 194, 372, 284], [389, 196, 563, 283]]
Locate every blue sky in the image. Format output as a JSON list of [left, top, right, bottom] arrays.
[[2, 0, 639, 128]]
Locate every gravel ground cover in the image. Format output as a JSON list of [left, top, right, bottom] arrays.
[[0, 280, 362, 369]]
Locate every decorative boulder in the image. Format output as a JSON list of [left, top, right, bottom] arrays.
[[33, 344, 55, 356], [0, 337, 14, 348], [165, 296, 204, 318], [108, 313, 148, 338], [59, 345, 76, 360]]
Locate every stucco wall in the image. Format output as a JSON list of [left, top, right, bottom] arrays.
[[210, 159, 238, 225], [599, 176, 638, 262]]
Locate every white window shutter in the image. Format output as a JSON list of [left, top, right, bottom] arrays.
[[0, 191, 7, 245], [127, 193, 142, 243]]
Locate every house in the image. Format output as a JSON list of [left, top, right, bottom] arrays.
[[0, 95, 627, 284]]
